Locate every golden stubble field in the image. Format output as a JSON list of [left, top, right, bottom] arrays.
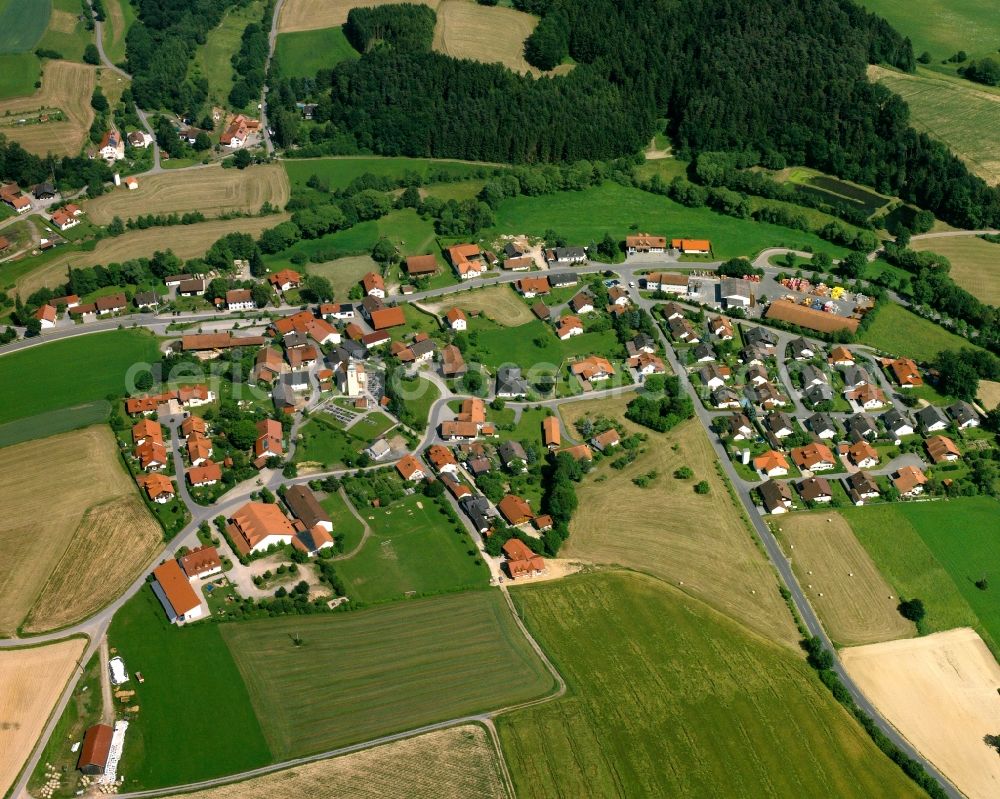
[[426, 285, 536, 326], [278, 0, 442, 30], [977, 379, 1000, 411], [773, 512, 914, 646], [559, 397, 799, 647], [84, 163, 291, 225], [17, 213, 290, 296], [0, 637, 87, 798], [913, 236, 1000, 307], [842, 628, 1000, 799], [0, 426, 162, 636], [0, 61, 96, 157], [161, 724, 511, 799], [432, 0, 542, 75]]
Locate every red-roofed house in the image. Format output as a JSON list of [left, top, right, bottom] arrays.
[[445, 307, 467, 331], [362, 271, 385, 298], [152, 559, 203, 624], [34, 304, 57, 328], [396, 454, 426, 482], [268, 269, 301, 291], [502, 538, 546, 580], [228, 502, 296, 555]]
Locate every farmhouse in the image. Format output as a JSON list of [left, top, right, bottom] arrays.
[[226, 289, 255, 311], [179, 546, 222, 580], [362, 271, 386, 298], [448, 243, 487, 279], [133, 291, 159, 309], [672, 238, 711, 254], [445, 307, 467, 330], [405, 254, 438, 277], [925, 435, 960, 464], [765, 299, 860, 334], [396, 454, 426, 482], [503, 538, 546, 580], [98, 129, 126, 161], [228, 502, 297, 554], [645, 272, 689, 295], [542, 415, 561, 449], [220, 114, 259, 148], [517, 276, 550, 298], [95, 293, 128, 315], [503, 256, 533, 271], [440, 344, 467, 377], [893, 465, 928, 497], [177, 278, 207, 296], [50, 208, 79, 231], [268, 269, 301, 291], [498, 494, 533, 526], [151, 559, 203, 624], [548, 272, 578, 288], [791, 442, 836, 472], [78, 724, 113, 775], [34, 304, 57, 328], [548, 246, 587, 264], [591, 429, 620, 451], [283, 485, 332, 531], [625, 233, 666, 254], [33, 181, 56, 200], [0, 183, 31, 213], [561, 443, 594, 462]]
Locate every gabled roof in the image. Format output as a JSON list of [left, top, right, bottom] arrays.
[[153, 559, 201, 616], [369, 306, 406, 330]]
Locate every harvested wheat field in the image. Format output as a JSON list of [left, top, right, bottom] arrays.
[[162, 724, 511, 799], [978, 379, 1000, 411], [0, 637, 86, 798], [433, 0, 540, 75], [773, 512, 914, 646], [559, 397, 798, 646], [913, 236, 1000, 306], [427, 284, 535, 327], [17, 214, 289, 295], [84, 163, 290, 225], [278, 0, 441, 31], [841, 628, 1000, 799], [0, 60, 95, 156], [0, 426, 161, 635]]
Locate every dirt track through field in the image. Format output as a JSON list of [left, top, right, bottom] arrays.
[[841, 628, 1000, 799], [16, 213, 290, 295], [0, 60, 95, 156], [774, 512, 914, 646], [0, 638, 86, 799], [84, 163, 291, 225], [278, 0, 441, 31], [160, 724, 510, 799]]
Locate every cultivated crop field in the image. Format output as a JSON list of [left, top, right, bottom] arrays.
[[306, 254, 378, 298], [978, 379, 1000, 411], [433, 1, 541, 75], [161, 724, 511, 799], [497, 571, 922, 799], [0, 637, 86, 799], [559, 398, 799, 646], [871, 66, 1000, 185], [84, 164, 290, 225], [273, 27, 359, 78], [0, 60, 95, 156], [427, 285, 536, 326], [912, 234, 1000, 305], [842, 628, 1000, 799], [860, 0, 1000, 61], [0, 330, 159, 425], [0, 0, 51, 53], [278, 0, 442, 31], [0, 426, 161, 635], [773, 513, 913, 646], [16, 214, 289, 295], [221, 589, 555, 759]]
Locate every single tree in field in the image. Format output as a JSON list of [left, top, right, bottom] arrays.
[[897, 598, 926, 623]]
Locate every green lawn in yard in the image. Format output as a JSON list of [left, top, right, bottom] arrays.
[[0, 0, 51, 53], [320, 489, 366, 554], [36, 0, 93, 62], [348, 410, 395, 440], [0, 52, 41, 99], [305, 254, 377, 299], [191, 0, 265, 110], [469, 317, 620, 371], [109, 589, 273, 791], [0, 329, 159, 425], [293, 415, 365, 466], [502, 407, 554, 446], [484, 182, 852, 259], [858, 302, 980, 361], [221, 588, 554, 758], [283, 157, 494, 193], [401, 302, 440, 335], [398, 375, 440, 429], [496, 571, 922, 799], [841, 503, 991, 648], [334, 493, 489, 604], [273, 26, 358, 78]]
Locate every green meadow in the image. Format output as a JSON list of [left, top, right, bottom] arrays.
[[274, 26, 358, 78]]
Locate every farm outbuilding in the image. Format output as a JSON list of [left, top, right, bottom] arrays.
[[77, 723, 113, 775]]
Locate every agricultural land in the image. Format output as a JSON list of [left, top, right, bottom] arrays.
[[83, 164, 291, 225], [101, 0, 137, 64], [842, 628, 1000, 799], [432, 1, 542, 76], [497, 571, 922, 799], [857, 301, 981, 362], [0, 0, 50, 99], [772, 513, 914, 646], [860, 0, 1000, 62], [220, 589, 554, 759], [0, 425, 161, 636], [560, 397, 799, 646], [870, 66, 1000, 185], [191, 0, 266, 110], [425, 284, 537, 326], [273, 26, 359, 78], [160, 724, 511, 799], [0, 637, 86, 798], [912, 234, 1000, 306], [0, 60, 95, 156], [305, 254, 378, 298], [277, 0, 442, 31]]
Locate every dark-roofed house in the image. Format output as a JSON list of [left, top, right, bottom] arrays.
[[460, 495, 493, 534], [548, 272, 578, 288], [845, 413, 878, 441], [724, 413, 754, 440], [788, 337, 816, 361], [916, 405, 949, 433], [283, 484, 332, 531], [78, 724, 114, 775], [800, 364, 828, 387], [758, 480, 793, 514], [881, 409, 914, 438], [845, 471, 880, 505], [498, 440, 528, 472], [804, 383, 834, 406], [806, 412, 837, 440], [763, 412, 794, 439], [947, 401, 980, 429], [743, 326, 777, 349], [797, 477, 832, 504], [550, 246, 587, 264], [496, 365, 529, 398]]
